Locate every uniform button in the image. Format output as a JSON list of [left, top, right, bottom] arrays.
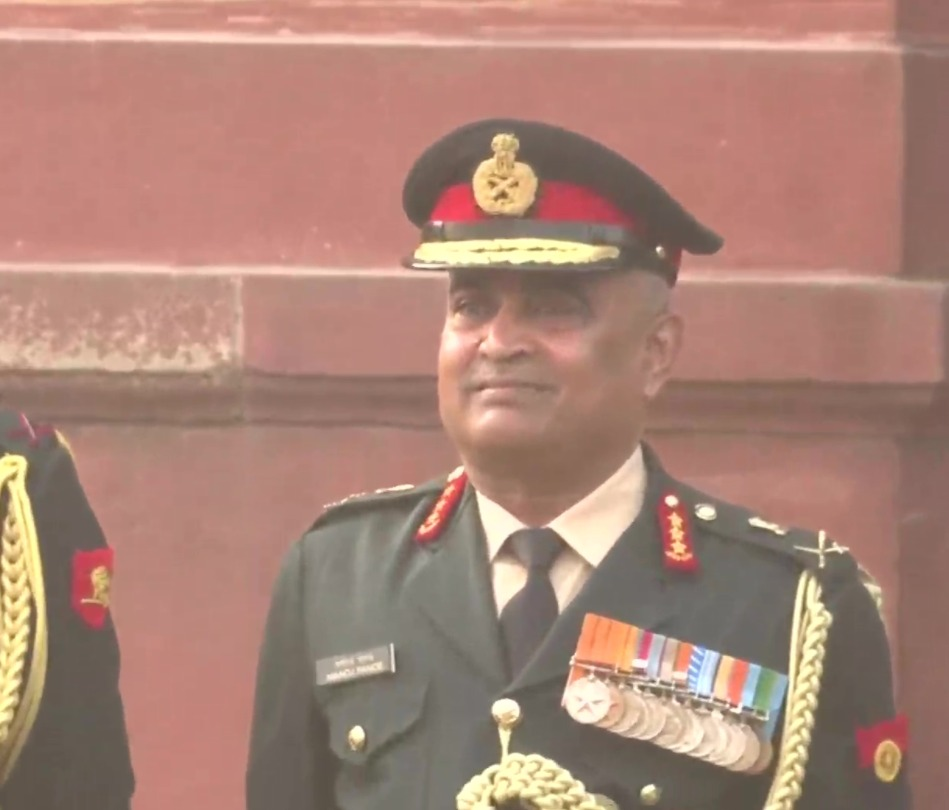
[[639, 784, 662, 805], [491, 698, 522, 730], [347, 725, 367, 752], [694, 503, 717, 521]]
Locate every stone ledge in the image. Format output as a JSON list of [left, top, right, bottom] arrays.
[[0, 1, 899, 40], [0, 266, 945, 434]]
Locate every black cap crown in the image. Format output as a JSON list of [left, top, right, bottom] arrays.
[[400, 118, 722, 285]]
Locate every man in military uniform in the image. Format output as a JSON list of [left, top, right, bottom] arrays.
[[0, 409, 135, 809], [245, 119, 911, 810]]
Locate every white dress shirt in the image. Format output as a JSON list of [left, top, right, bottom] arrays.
[[475, 445, 648, 615]]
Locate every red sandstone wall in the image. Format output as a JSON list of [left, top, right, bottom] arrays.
[[0, 2, 947, 809]]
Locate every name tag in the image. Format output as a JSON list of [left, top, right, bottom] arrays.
[[316, 643, 396, 686]]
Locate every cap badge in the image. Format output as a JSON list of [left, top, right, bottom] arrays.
[[472, 133, 538, 217]]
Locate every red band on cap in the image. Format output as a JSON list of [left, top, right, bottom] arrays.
[[429, 181, 642, 230]]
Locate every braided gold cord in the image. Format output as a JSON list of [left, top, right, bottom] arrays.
[[857, 563, 886, 623], [0, 460, 33, 748], [457, 753, 603, 810], [0, 506, 30, 747], [763, 571, 833, 810], [0, 454, 48, 784]]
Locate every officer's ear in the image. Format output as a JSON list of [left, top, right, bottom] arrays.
[[642, 309, 683, 400], [633, 275, 682, 400]]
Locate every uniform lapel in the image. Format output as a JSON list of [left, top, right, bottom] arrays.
[[404, 488, 508, 688], [507, 448, 695, 695]]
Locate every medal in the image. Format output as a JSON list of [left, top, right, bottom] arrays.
[[631, 631, 666, 741], [747, 665, 790, 747], [689, 649, 723, 761], [563, 615, 612, 724], [653, 638, 686, 749], [673, 707, 707, 754], [563, 613, 599, 700], [731, 725, 763, 773], [747, 738, 774, 774], [611, 685, 643, 735], [563, 677, 613, 725], [708, 656, 745, 767], [742, 667, 786, 774], [596, 622, 629, 730], [728, 662, 764, 773], [761, 668, 790, 741], [619, 628, 659, 739], [617, 688, 653, 738], [654, 701, 687, 749], [611, 627, 647, 736], [623, 628, 655, 740], [671, 644, 708, 755], [666, 641, 701, 753], [717, 723, 746, 768], [601, 685, 626, 728]]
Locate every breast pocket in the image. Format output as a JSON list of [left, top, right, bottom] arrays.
[[315, 673, 431, 810], [565, 721, 757, 810]]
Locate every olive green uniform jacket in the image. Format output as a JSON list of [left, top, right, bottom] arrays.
[[246, 445, 910, 810]]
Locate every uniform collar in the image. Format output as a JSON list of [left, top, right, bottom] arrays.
[[476, 444, 647, 567]]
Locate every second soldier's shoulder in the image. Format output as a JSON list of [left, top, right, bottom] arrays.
[[0, 408, 71, 472], [674, 480, 862, 581]]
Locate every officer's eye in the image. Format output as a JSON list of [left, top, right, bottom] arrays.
[[525, 289, 590, 320], [449, 293, 494, 322]]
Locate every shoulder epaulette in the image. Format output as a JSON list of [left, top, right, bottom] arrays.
[[678, 485, 859, 581], [306, 474, 447, 534], [0, 409, 69, 463]]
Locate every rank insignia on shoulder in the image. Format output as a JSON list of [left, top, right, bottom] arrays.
[[322, 482, 416, 511], [792, 529, 850, 570], [856, 715, 908, 783], [740, 512, 858, 578], [561, 613, 788, 774], [71, 548, 114, 629], [748, 516, 788, 536], [415, 467, 467, 544]]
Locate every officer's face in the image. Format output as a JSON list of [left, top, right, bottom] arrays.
[[437, 268, 682, 460]]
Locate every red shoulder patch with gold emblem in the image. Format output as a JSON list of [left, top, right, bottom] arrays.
[[71, 548, 114, 629], [658, 492, 699, 573], [415, 468, 467, 544], [856, 715, 908, 783]]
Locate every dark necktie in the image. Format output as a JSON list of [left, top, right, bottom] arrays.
[[499, 527, 566, 678]]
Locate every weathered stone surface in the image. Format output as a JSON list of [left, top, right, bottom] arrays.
[[0, 0, 900, 39], [0, 40, 903, 275]]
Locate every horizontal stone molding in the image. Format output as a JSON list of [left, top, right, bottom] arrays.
[[0, 2, 907, 41], [0, 37, 915, 274], [3, 374, 946, 437], [0, 266, 945, 434]]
